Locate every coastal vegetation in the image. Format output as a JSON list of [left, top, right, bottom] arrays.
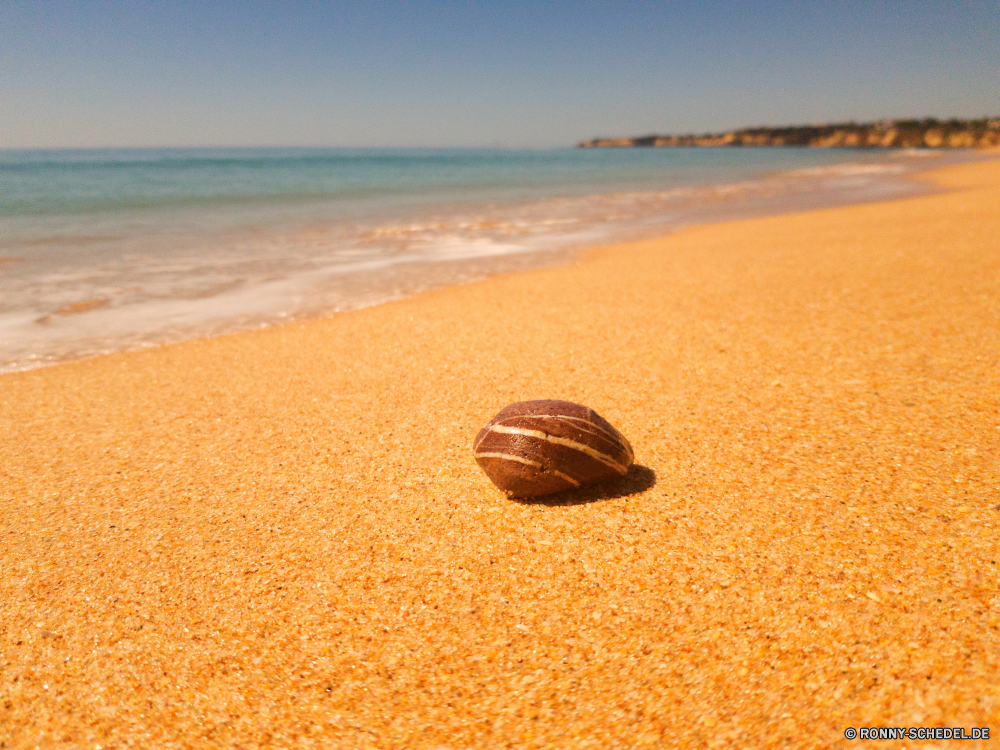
[[577, 117, 1000, 149]]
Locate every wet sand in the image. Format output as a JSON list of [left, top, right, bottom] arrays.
[[2, 159, 998, 748]]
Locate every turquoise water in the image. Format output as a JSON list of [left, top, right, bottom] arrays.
[[1, 146, 917, 219], [0, 146, 949, 371]]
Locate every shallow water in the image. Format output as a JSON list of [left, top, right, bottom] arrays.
[[0, 146, 974, 372]]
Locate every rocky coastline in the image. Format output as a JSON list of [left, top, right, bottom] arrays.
[[577, 117, 1000, 149]]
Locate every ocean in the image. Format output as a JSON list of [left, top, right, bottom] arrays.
[[0, 146, 959, 372]]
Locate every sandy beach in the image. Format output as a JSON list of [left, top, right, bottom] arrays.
[[2, 158, 998, 747]]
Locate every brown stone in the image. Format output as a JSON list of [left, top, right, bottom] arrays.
[[472, 400, 634, 497]]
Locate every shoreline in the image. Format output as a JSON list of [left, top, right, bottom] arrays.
[[2, 148, 989, 375], [3, 158, 999, 748]]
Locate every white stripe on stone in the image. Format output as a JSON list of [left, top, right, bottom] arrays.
[[549, 468, 582, 487], [474, 451, 542, 468], [497, 413, 633, 463], [533, 414, 622, 442], [474, 451, 582, 487], [487, 424, 630, 475]]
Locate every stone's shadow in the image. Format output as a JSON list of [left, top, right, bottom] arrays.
[[513, 464, 657, 507]]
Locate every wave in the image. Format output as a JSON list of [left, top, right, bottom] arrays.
[[1, 146, 978, 373]]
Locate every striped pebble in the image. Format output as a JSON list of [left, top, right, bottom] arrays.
[[473, 400, 634, 497]]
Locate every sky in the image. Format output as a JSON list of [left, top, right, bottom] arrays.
[[1, 1, 998, 149]]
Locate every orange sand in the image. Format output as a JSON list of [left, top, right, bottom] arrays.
[[2, 160, 998, 749]]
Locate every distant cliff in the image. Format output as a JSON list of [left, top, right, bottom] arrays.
[[577, 118, 1000, 149]]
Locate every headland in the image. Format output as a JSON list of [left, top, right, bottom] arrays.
[[578, 116, 1000, 149]]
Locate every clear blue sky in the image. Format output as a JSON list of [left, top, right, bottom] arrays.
[[2, 1, 997, 149]]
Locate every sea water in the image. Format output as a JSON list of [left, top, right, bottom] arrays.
[[0, 146, 960, 372]]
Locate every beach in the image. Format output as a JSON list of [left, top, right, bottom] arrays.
[[2, 156, 998, 747], [0, 147, 949, 374]]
